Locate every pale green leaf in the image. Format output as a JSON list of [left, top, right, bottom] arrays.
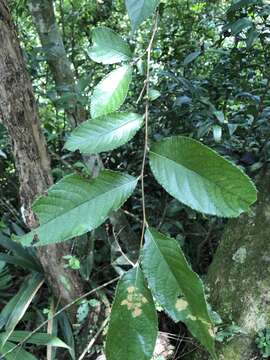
[[105, 266, 158, 360], [65, 112, 143, 154], [16, 171, 138, 246], [149, 136, 257, 217], [142, 228, 216, 358], [91, 65, 132, 119], [125, 0, 160, 31], [88, 27, 132, 64]]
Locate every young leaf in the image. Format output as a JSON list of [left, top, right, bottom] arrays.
[[65, 112, 143, 154], [16, 171, 138, 246], [91, 65, 132, 119], [125, 0, 160, 31], [88, 27, 132, 64], [149, 136, 257, 217], [105, 266, 158, 360], [142, 228, 216, 358]]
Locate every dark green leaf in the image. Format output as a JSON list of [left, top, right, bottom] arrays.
[[16, 171, 138, 246], [106, 266, 158, 360], [149, 136, 257, 217], [183, 51, 201, 65], [142, 228, 216, 358]]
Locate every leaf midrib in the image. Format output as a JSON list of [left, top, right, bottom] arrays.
[[147, 230, 210, 322], [38, 176, 138, 225], [73, 117, 142, 148], [150, 150, 251, 206]]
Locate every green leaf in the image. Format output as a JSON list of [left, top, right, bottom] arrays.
[[0, 273, 44, 345], [65, 112, 143, 154], [0, 331, 69, 348], [16, 171, 138, 246], [149, 136, 257, 217], [91, 65, 132, 119], [125, 0, 160, 31], [0, 340, 38, 360], [142, 228, 216, 358], [183, 51, 201, 65], [149, 89, 161, 101], [88, 27, 132, 64], [229, 18, 252, 35], [106, 266, 158, 360]]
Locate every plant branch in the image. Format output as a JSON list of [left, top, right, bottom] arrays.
[[139, 13, 159, 254]]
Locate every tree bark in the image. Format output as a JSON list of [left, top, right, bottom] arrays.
[[190, 168, 270, 359], [27, 0, 139, 256], [0, 0, 83, 318]]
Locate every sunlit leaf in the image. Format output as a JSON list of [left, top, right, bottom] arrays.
[[88, 27, 132, 64], [142, 228, 216, 358], [149, 136, 257, 217], [91, 65, 132, 119], [106, 266, 157, 360], [125, 0, 160, 31], [16, 171, 138, 246], [65, 112, 143, 154]]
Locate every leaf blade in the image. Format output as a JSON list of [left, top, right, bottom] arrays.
[[125, 0, 160, 31], [149, 136, 257, 217], [105, 266, 158, 360], [16, 171, 138, 246], [142, 228, 216, 358], [65, 112, 143, 154], [88, 27, 132, 64], [90, 65, 132, 119]]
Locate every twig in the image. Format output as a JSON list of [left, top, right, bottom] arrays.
[[138, 12, 159, 253], [77, 317, 109, 360]]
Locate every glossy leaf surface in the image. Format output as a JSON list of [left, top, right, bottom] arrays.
[[65, 112, 143, 154], [88, 27, 132, 64], [91, 65, 132, 119], [17, 171, 138, 246], [149, 136, 257, 217]]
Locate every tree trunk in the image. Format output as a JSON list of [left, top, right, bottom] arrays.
[[28, 0, 139, 257], [190, 168, 270, 359], [0, 0, 83, 318]]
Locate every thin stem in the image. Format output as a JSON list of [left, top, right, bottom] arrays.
[[78, 317, 109, 360], [1, 277, 120, 358], [139, 13, 159, 254]]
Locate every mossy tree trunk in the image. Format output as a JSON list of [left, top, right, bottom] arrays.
[[190, 168, 270, 359]]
